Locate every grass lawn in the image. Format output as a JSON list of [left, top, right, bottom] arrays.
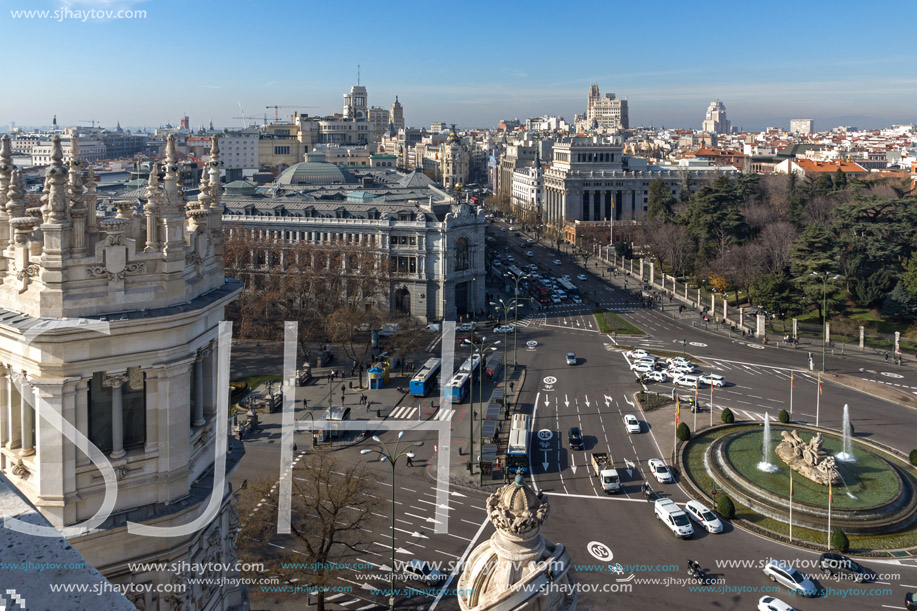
[[593, 310, 644, 335]]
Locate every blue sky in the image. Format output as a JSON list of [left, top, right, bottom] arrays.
[[2, 0, 915, 131]]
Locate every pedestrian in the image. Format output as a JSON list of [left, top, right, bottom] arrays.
[[509, 381, 515, 393], [885, 351, 889, 361], [349, 381, 353, 390], [341, 392, 345, 404], [303, 398, 308, 409], [406, 454, 414, 467], [293, 443, 298, 454]]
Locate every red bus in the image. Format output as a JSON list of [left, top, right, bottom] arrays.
[[530, 283, 552, 304]]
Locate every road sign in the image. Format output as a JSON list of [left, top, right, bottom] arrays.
[[587, 541, 614, 562], [537, 429, 553, 441]]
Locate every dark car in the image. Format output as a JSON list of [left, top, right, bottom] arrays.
[[906, 591, 917, 611], [568, 427, 584, 450], [818, 553, 869, 582]]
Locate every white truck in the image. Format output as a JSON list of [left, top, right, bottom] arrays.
[[654, 498, 694, 538], [590, 452, 621, 493]]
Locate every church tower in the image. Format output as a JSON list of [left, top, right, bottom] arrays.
[[390, 96, 404, 131], [0, 134, 244, 610]]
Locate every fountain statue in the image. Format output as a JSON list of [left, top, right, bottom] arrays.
[[775, 430, 841, 485]]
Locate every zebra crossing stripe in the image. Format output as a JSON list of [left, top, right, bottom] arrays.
[[326, 593, 345, 600], [404, 407, 417, 419], [435, 408, 455, 421]]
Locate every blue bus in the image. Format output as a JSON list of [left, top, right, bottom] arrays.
[[506, 413, 530, 474], [409, 357, 442, 397], [444, 371, 471, 403], [459, 354, 483, 380]]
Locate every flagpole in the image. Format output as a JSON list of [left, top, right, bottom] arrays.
[[816, 374, 821, 427], [789, 470, 794, 543], [675, 396, 680, 450], [693, 383, 697, 432], [827, 478, 832, 550], [709, 383, 713, 428]]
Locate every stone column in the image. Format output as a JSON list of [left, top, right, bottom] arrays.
[[20, 380, 34, 457], [683, 282, 688, 301], [193, 353, 205, 427], [7, 375, 21, 450], [825, 322, 831, 346], [639, 258, 644, 281], [792, 318, 798, 340], [739, 307, 745, 328], [0, 369, 6, 449], [648, 261, 654, 286], [104, 373, 128, 459], [859, 326, 865, 350], [722, 297, 728, 320], [756, 314, 765, 338], [75, 379, 90, 466], [697, 288, 701, 309], [203, 343, 215, 418]]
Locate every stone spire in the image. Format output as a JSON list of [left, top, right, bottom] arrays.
[[194, 166, 211, 210], [143, 163, 161, 252], [160, 134, 188, 264], [0, 135, 14, 255], [457, 474, 576, 611], [68, 134, 85, 211], [207, 135, 224, 260], [207, 134, 221, 204], [44, 136, 70, 223]]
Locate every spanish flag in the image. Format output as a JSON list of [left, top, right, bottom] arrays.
[[675, 396, 680, 426]]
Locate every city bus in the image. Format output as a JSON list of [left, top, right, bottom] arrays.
[[557, 278, 579, 298], [459, 354, 483, 380], [409, 357, 442, 397], [507, 265, 527, 281], [529, 282, 552, 305], [444, 371, 471, 403], [506, 413, 531, 474]]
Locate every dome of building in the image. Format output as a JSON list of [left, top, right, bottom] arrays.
[[276, 153, 354, 186]]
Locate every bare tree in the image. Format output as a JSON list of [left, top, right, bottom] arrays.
[[755, 222, 798, 274], [236, 452, 381, 611]]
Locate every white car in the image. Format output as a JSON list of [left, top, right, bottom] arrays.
[[494, 325, 515, 333], [500, 227, 507, 232], [643, 370, 669, 383], [456, 323, 475, 332], [624, 414, 641, 433], [526, 239, 535, 245], [526, 251, 534, 257], [684, 500, 723, 533], [571, 295, 583, 304], [632, 362, 655, 374], [667, 363, 696, 375], [553, 259, 562, 265], [566, 352, 577, 366], [699, 374, 725, 387], [757, 596, 799, 611], [762, 560, 817, 597], [648, 458, 673, 483], [665, 356, 692, 367], [673, 374, 701, 387], [577, 274, 587, 281], [627, 349, 650, 360], [562, 274, 572, 280], [551, 296, 561, 304]]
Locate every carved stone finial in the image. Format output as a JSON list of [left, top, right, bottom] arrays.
[[10, 216, 41, 245], [7, 169, 25, 217], [209, 133, 220, 159], [165, 134, 177, 165], [45, 135, 70, 223], [69, 134, 81, 166], [0, 134, 11, 167]]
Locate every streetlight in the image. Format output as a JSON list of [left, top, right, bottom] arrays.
[[810, 271, 840, 372], [463, 337, 499, 486], [361, 432, 423, 611], [491, 299, 522, 419], [298, 410, 317, 448]]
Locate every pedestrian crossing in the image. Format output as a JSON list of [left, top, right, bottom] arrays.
[[389, 405, 456, 421]]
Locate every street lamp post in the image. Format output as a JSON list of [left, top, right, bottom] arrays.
[[361, 433, 423, 611], [810, 271, 840, 372], [463, 338, 499, 486], [491, 299, 522, 419]]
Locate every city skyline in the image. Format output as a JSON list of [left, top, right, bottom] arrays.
[[1, 0, 915, 131]]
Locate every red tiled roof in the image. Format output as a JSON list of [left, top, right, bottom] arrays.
[[795, 159, 868, 174]]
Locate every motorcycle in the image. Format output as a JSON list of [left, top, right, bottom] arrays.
[[687, 560, 706, 583]]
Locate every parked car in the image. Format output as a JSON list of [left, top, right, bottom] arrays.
[[571, 295, 583, 304], [526, 238, 535, 245], [757, 596, 800, 611], [627, 349, 650, 360], [643, 370, 669, 383], [562, 274, 572, 280], [456, 322, 475, 332], [648, 458, 673, 483], [632, 362, 655, 374], [551, 296, 561, 304], [667, 362, 696, 375], [624, 414, 641, 433], [577, 274, 588, 281], [566, 352, 577, 365], [762, 560, 817, 597], [665, 356, 693, 367], [684, 500, 723, 533], [568, 426, 584, 450], [818, 553, 869, 582], [494, 325, 515, 333], [553, 259, 562, 265], [424, 323, 442, 332], [526, 250, 534, 257]]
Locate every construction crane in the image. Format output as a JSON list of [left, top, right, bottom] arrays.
[[79, 119, 99, 128], [231, 114, 268, 127], [266, 105, 318, 121]]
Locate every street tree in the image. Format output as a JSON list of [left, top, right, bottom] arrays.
[[236, 451, 381, 611], [647, 178, 676, 221]]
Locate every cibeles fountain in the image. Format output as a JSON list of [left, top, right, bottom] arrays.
[[457, 474, 577, 611], [704, 422, 917, 537]]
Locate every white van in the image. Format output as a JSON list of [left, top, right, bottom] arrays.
[[654, 498, 693, 538]]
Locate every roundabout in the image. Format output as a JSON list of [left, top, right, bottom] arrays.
[[681, 423, 917, 549]]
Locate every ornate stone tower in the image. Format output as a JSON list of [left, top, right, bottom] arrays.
[[440, 125, 470, 192], [0, 133, 244, 610], [457, 474, 577, 611], [390, 96, 404, 132]]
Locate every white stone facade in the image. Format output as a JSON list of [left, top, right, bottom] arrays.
[[702, 100, 731, 134], [0, 133, 245, 610], [220, 128, 260, 170], [586, 83, 628, 130], [512, 163, 544, 215]]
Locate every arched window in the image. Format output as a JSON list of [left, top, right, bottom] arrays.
[[455, 238, 470, 272]]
